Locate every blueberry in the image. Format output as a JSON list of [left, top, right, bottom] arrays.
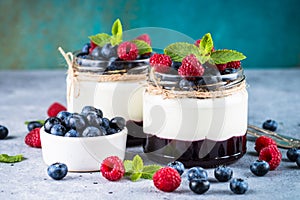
[[50, 124, 66, 136], [171, 61, 182, 70], [179, 79, 195, 91], [56, 111, 72, 124], [189, 179, 210, 194], [109, 117, 126, 131], [250, 160, 270, 176], [100, 43, 118, 59], [296, 157, 300, 168], [262, 119, 278, 131], [106, 127, 117, 135], [214, 166, 233, 182], [81, 106, 103, 118], [44, 117, 62, 133], [85, 112, 102, 127], [99, 126, 107, 135], [230, 178, 248, 194], [107, 59, 125, 71], [286, 148, 300, 162], [102, 118, 110, 129], [65, 113, 87, 131], [47, 163, 68, 180], [221, 68, 237, 75], [187, 167, 208, 181], [91, 46, 102, 58], [27, 121, 43, 132], [167, 161, 185, 176], [82, 126, 104, 137], [0, 125, 9, 139], [81, 43, 91, 54], [64, 129, 80, 137]]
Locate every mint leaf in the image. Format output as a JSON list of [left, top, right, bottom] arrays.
[[24, 120, 45, 125], [131, 172, 142, 182], [89, 33, 111, 47], [164, 42, 200, 62], [199, 33, 214, 56], [110, 19, 122, 46], [141, 165, 162, 180], [132, 155, 143, 171], [111, 19, 122, 37], [124, 160, 133, 176], [131, 39, 152, 55], [0, 154, 23, 163], [211, 49, 246, 64]]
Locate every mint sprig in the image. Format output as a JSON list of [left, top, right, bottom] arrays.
[[131, 39, 152, 55], [89, 18, 123, 47], [124, 155, 162, 181], [0, 154, 23, 163], [164, 33, 246, 64]]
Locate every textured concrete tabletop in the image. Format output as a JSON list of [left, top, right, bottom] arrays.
[[0, 69, 299, 200]]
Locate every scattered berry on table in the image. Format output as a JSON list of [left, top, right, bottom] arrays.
[[0, 125, 9, 139], [153, 167, 181, 192], [117, 41, 138, 61], [27, 121, 43, 132], [100, 156, 125, 181], [167, 161, 185, 176], [47, 163, 68, 180], [254, 136, 277, 154], [214, 166, 233, 182], [259, 145, 282, 170], [44, 117, 62, 133], [262, 119, 278, 132], [229, 178, 248, 194], [109, 117, 126, 131], [187, 167, 208, 181], [296, 157, 300, 168], [50, 124, 66, 136], [149, 53, 172, 73], [47, 102, 67, 117], [250, 160, 270, 176], [178, 54, 205, 78], [64, 129, 80, 137], [226, 60, 241, 69], [25, 127, 41, 148], [189, 179, 210, 194], [286, 148, 300, 162], [136, 34, 151, 45]]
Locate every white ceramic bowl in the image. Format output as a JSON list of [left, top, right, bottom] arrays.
[[40, 127, 127, 172]]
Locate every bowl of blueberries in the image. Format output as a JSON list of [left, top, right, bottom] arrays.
[[40, 106, 127, 172]]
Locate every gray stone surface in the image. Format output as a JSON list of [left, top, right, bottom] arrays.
[[0, 69, 300, 200]]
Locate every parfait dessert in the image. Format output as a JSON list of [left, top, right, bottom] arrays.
[[59, 19, 152, 146], [143, 33, 247, 167]]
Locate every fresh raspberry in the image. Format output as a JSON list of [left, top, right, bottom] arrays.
[[149, 53, 172, 73], [153, 167, 181, 192], [117, 41, 138, 61], [227, 60, 241, 69], [47, 102, 67, 117], [259, 145, 282, 170], [89, 40, 97, 54], [100, 156, 125, 181], [25, 128, 41, 148], [216, 63, 227, 71], [178, 54, 205, 78], [136, 34, 151, 45], [254, 136, 277, 153]]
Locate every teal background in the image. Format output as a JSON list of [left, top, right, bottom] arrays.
[[0, 0, 299, 70]]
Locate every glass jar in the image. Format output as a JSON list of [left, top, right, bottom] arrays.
[[143, 67, 248, 168], [61, 49, 149, 146]]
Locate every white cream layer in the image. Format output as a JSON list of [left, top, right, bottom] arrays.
[[143, 89, 248, 141], [67, 77, 145, 121]]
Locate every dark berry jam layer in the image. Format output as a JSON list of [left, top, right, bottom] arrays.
[[143, 134, 247, 168], [126, 120, 146, 147]]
